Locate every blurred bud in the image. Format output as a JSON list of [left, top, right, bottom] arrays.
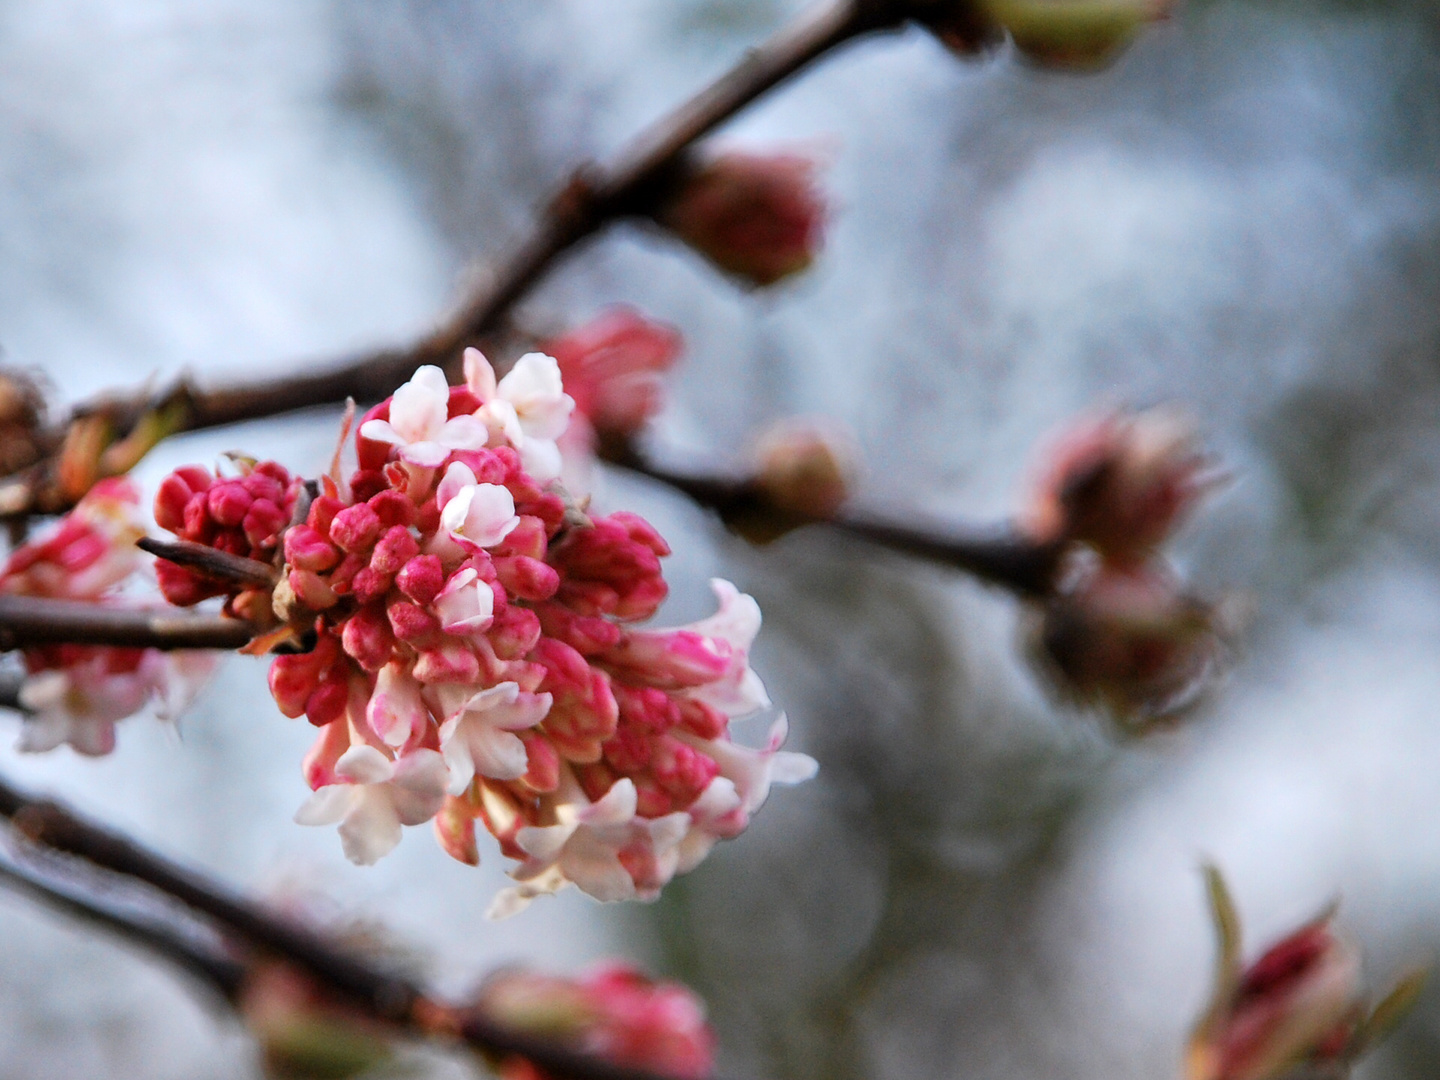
[[1026, 406, 1218, 567], [657, 151, 826, 287], [755, 418, 858, 521], [545, 307, 682, 437], [240, 961, 393, 1080], [1188, 867, 1425, 1080], [1035, 560, 1222, 726], [0, 368, 47, 477], [475, 963, 715, 1080], [986, 0, 1170, 70]]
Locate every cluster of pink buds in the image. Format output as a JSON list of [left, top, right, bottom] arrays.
[[1, 478, 214, 755], [155, 352, 815, 913], [546, 306, 682, 443], [656, 150, 827, 288], [475, 963, 714, 1080], [1023, 407, 1227, 727], [1187, 868, 1424, 1080]]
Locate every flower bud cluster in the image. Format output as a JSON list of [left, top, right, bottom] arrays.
[[156, 354, 815, 914], [1025, 408, 1226, 727], [2, 478, 214, 755], [475, 963, 714, 1080]]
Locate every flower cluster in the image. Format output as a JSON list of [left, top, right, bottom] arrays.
[[475, 963, 714, 1080], [1024, 407, 1226, 726], [1, 478, 214, 754], [155, 353, 814, 914], [1188, 868, 1424, 1080]]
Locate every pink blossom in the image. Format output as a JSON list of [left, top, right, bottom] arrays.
[[434, 680, 552, 791], [463, 348, 575, 482], [437, 461, 519, 551], [294, 745, 449, 865], [3, 477, 144, 601], [359, 365, 488, 468], [433, 566, 497, 635]]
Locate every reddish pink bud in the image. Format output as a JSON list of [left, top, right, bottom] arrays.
[[386, 599, 440, 643], [269, 652, 325, 719], [305, 678, 350, 727], [155, 466, 211, 532], [545, 306, 682, 436], [518, 730, 561, 793], [371, 526, 419, 576], [489, 604, 542, 660], [677, 699, 726, 740], [396, 554, 445, 605], [367, 489, 415, 529], [548, 513, 669, 622], [495, 555, 560, 602], [413, 641, 481, 684], [349, 566, 393, 605], [615, 684, 680, 735], [650, 736, 718, 803], [341, 604, 395, 672], [206, 482, 254, 527], [242, 498, 289, 549], [1027, 407, 1217, 565], [535, 639, 619, 763], [535, 603, 624, 655], [285, 526, 341, 573], [602, 724, 652, 774], [328, 503, 382, 553], [435, 795, 480, 866], [632, 776, 674, 818], [498, 516, 549, 561], [754, 418, 857, 520], [306, 494, 345, 537], [658, 150, 826, 287], [302, 711, 353, 790], [156, 560, 223, 607]]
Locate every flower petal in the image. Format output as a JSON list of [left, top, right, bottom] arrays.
[[335, 744, 395, 785]]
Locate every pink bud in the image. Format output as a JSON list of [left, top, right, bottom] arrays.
[[242, 498, 289, 549], [386, 599, 440, 643], [156, 559, 222, 607], [328, 503, 382, 553], [155, 466, 211, 533], [658, 150, 826, 287], [284, 526, 341, 573], [518, 730, 561, 793], [495, 555, 560, 602], [488, 604, 542, 661], [306, 494, 345, 537], [269, 652, 325, 719], [754, 418, 857, 520], [371, 526, 419, 576], [396, 554, 445, 605], [304, 678, 350, 728], [677, 699, 726, 740], [367, 489, 415, 529], [534, 638, 620, 763], [341, 604, 396, 672], [535, 603, 624, 656], [413, 641, 481, 685], [206, 481, 254, 528]]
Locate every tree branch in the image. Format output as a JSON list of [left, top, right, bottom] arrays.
[[0, 0, 943, 520], [0, 595, 254, 651], [606, 448, 1064, 597], [137, 538, 278, 590], [0, 771, 739, 1080]]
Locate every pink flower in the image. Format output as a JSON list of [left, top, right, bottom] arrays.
[[359, 365, 488, 468], [464, 349, 575, 482], [545, 307, 682, 437], [437, 462, 520, 551], [433, 566, 497, 635], [294, 744, 450, 865], [433, 681, 552, 791], [3, 477, 144, 601], [658, 150, 827, 287]]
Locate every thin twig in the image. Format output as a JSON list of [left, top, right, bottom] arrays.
[[0, 855, 244, 1001], [0, 771, 737, 1080], [137, 537, 278, 589], [608, 449, 1064, 597], [0, 595, 254, 651], [2, 0, 941, 519]]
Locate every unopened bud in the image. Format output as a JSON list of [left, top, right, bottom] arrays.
[[755, 419, 857, 521], [986, 0, 1170, 70], [657, 150, 827, 287], [544, 307, 683, 436]]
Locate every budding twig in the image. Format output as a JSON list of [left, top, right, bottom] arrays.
[[0, 595, 254, 651], [605, 445, 1064, 597], [0, 771, 739, 1080], [1, 0, 949, 519]]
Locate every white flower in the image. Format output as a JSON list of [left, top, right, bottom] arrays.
[[433, 566, 496, 635], [366, 660, 428, 747], [488, 777, 689, 919], [359, 365, 488, 468], [681, 579, 770, 717], [436, 462, 519, 551], [434, 681, 552, 792], [294, 745, 449, 865], [463, 348, 574, 482], [675, 713, 817, 874]]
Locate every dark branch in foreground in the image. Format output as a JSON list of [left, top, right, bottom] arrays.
[[606, 448, 1065, 597], [0, 0, 955, 519], [0, 595, 254, 651], [0, 771, 738, 1080], [137, 538, 278, 589]]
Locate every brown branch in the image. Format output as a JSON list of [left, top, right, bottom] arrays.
[[2, 0, 953, 520], [0, 771, 738, 1080], [137, 537, 278, 590], [605, 447, 1064, 597], [0, 595, 254, 651]]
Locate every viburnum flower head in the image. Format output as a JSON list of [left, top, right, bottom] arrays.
[[157, 358, 814, 912], [1188, 867, 1424, 1080]]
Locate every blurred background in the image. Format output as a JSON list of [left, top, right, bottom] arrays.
[[3, 0, 1440, 1076]]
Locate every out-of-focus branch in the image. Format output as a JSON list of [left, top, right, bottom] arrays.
[[0, 771, 737, 1080], [0, 855, 244, 1001], [0, 595, 254, 651], [1, 0, 951, 520], [604, 443, 1064, 597]]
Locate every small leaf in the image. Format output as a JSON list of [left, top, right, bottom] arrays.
[[1355, 968, 1428, 1052]]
